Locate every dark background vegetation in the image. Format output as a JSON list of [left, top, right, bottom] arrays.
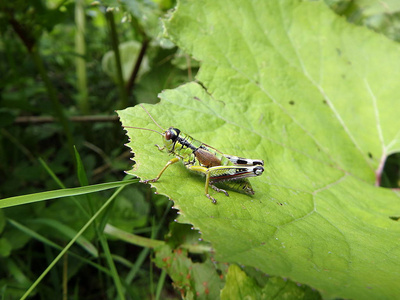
[[0, 0, 399, 299], [0, 0, 191, 298]]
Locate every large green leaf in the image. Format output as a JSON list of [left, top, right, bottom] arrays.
[[117, 0, 400, 298]]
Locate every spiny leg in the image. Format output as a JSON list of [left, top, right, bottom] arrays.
[[142, 157, 180, 183], [204, 169, 217, 204], [210, 184, 229, 197]]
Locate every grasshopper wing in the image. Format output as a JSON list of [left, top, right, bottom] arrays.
[[209, 165, 264, 182]]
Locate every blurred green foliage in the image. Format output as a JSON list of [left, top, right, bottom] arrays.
[[0, 0, 194, 298]]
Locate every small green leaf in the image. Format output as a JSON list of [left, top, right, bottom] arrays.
[[221, 265, 261, 300], [222, 265, 321, 300], [154, 244, 224, 300]]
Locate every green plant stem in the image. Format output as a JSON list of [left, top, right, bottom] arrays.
[[125, 38, 150, 96], [104, 224, 212, 253], [75, 0, 89, 114], [106, 10, 128, 108], [155, 269, 167, 300], [104, 224, 164, 248], [62, 252, 68, 300]]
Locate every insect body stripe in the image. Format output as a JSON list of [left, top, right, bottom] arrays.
[[177, 136, 197, 151], [209, 165, 264, 183], [224, 155, 264, 166]]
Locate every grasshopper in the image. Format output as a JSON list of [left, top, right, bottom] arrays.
[[124, 104, 264, 204]]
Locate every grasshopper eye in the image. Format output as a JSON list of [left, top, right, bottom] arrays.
[[165, 128, 180, 141], [165, 130, 172, 140]]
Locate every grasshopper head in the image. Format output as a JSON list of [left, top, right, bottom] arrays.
[[163, 127, 181, 151]]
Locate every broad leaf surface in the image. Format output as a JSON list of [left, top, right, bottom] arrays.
[[118, 0, 400, 299]]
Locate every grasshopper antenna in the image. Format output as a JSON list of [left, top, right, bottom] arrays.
[[139, 104, 164, 131], [123, 126, 163, 136]]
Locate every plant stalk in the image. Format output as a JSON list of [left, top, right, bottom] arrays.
[[106, 10, 128, 108], [75, 0, 89, 113]]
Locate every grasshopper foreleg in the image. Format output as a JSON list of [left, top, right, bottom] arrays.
[[142, 157, 180, 184], [155, 144, 165, 151]]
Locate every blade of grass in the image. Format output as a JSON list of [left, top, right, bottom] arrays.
[[28, 218, 98, 257], [108, 254, 135, 269], [125, 248, 151, 284], [20, 182, 129, 300], [74, 146, 125, 300], [63, 251, 68, 300], [0, 179, 138, 208], [98, 234, 125, 300], [155, 269, 167, 300], [73, 147, 97, 225], [8, 219, 61, 250], [6, 258, 32, 287], [38, 158, 66, 189], [8, 219, 111, 275], [38, 157, 90, 218]]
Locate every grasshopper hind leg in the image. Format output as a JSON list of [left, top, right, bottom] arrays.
[[206, 183, 228, 205], [205, 186, 228, 204], [186, 165, 224, 204], [206, 194, 217, 204], [210, 184, 229, 197], [206, 184, 229, 204]]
